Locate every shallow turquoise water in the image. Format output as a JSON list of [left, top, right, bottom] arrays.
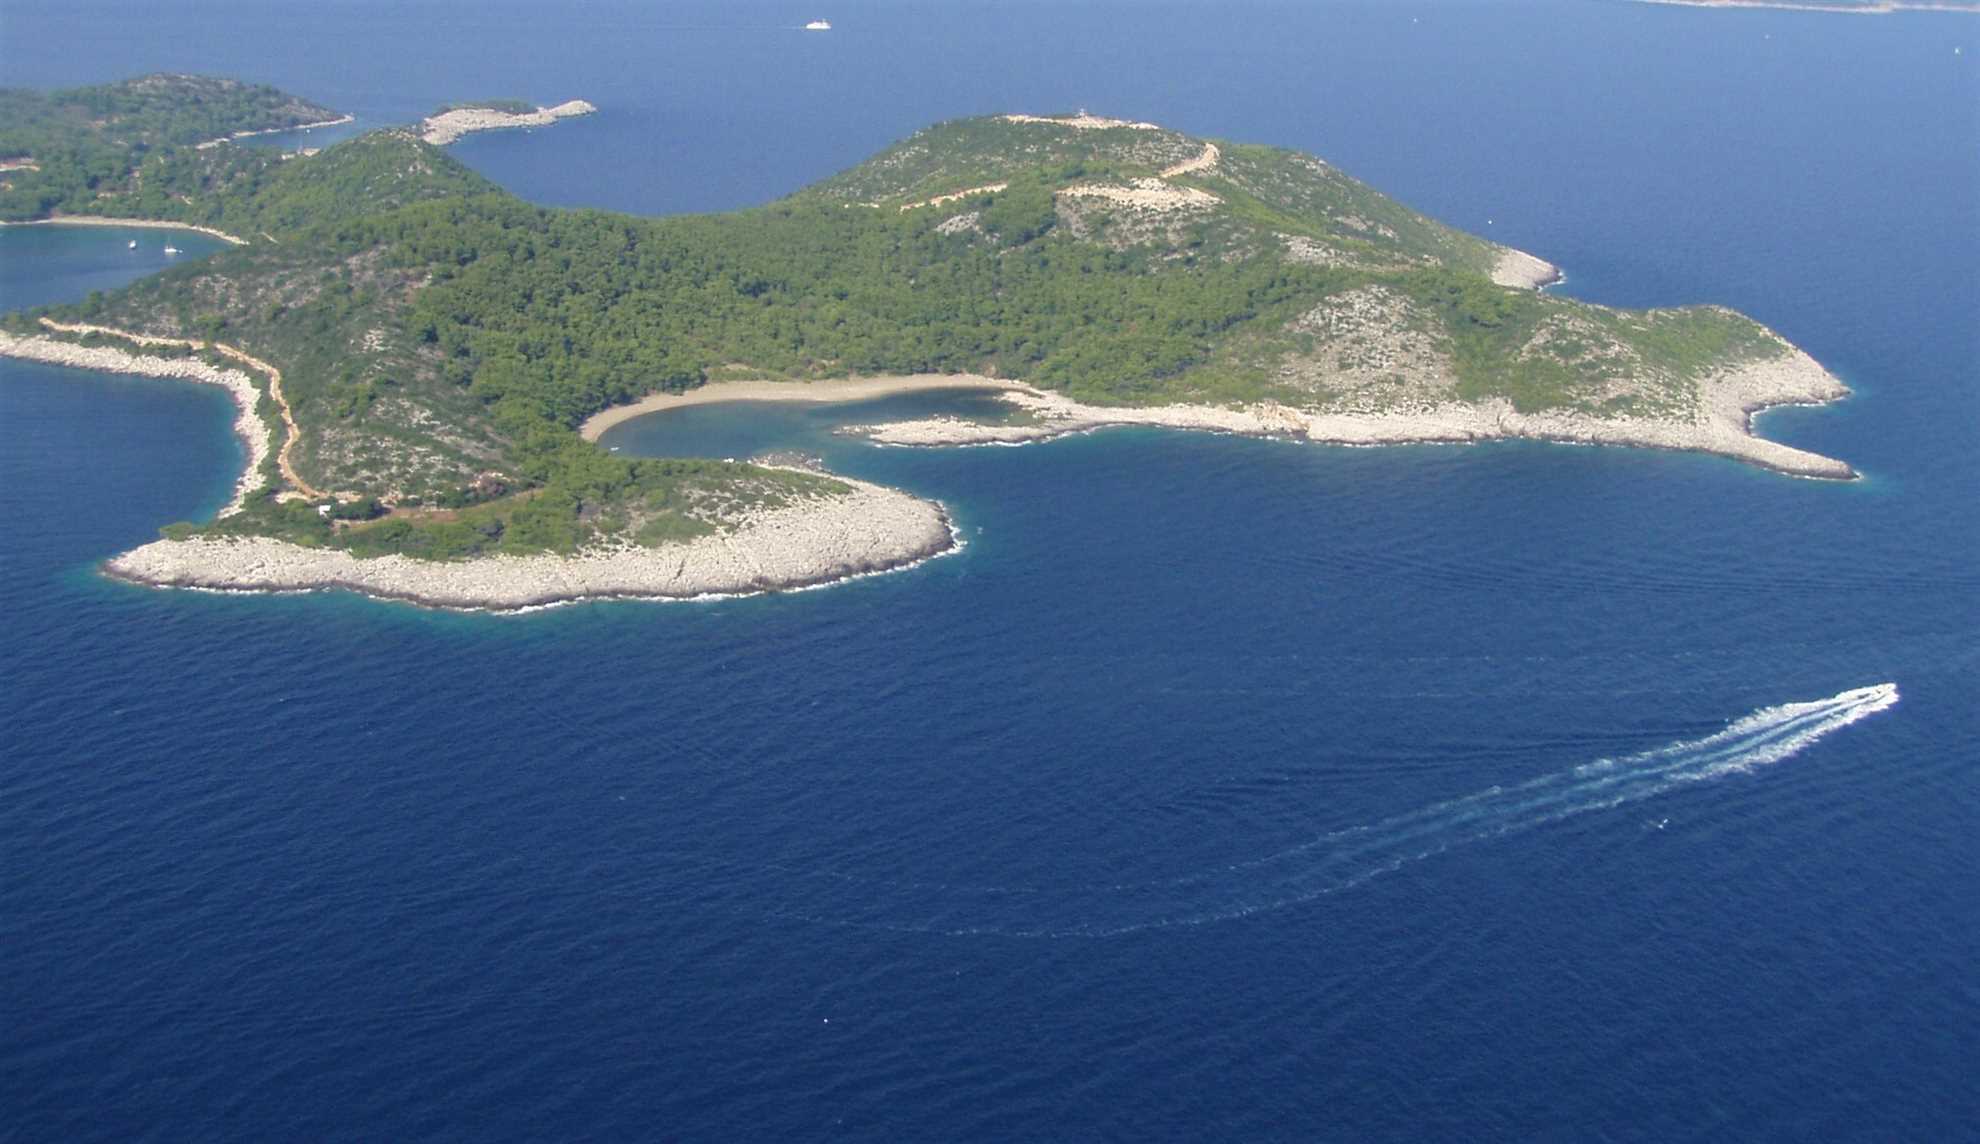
[[2, 3, 1976, 1140]]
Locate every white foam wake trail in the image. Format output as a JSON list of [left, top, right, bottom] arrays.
[[704, 684, 1899, 937]]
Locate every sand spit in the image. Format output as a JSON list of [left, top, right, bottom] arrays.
[[0, 330, 271, 514], [1490, 247, 1563, 290], [578, 374, 1020, 441], [845, 351, 1855, 479], [105, 474, 956, 611], [0, 215, 247, 245], [420, 100, 597, 146]]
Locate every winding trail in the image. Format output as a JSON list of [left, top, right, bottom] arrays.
[[898, 183, 1008, 212], [38, 318, 326, 499], [1159, 141, 1221, 179]]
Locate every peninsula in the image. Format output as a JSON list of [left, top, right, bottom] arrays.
[[0, 77, 1860, 609]]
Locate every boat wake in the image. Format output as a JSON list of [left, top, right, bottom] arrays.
[[702, 684, 1900, 937]]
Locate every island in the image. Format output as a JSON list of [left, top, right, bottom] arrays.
[[0, 77, 1860, 610], [418, 100, 598, 147]]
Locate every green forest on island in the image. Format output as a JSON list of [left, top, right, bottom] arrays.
[[3, 77, 1786, 560]]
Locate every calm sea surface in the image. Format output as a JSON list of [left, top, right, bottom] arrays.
[[2, 2, 1975, 1139]]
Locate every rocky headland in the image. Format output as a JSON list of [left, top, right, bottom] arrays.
[[104, 473, 956, 611], [2, 325, 955, 610]]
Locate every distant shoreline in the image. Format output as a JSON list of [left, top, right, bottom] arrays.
[[196, 114, 355, 150], [1632, 0, 1980, 13], [0, 216, 247, 246]]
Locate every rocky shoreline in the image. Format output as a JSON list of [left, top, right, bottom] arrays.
[[842, 348, 1855, 479], [2, 323, 956, 609], [104, 475, 957, 611], [0, 330, 272, 513], [420, 100, 598, 146], [7, 316, 1852, 614]]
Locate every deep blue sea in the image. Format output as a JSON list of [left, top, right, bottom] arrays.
[[3, 2, 1976, 1139]]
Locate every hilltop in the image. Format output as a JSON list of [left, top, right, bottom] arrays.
[[0, 80, 1856, 607]]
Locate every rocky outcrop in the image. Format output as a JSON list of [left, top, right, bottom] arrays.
[[1490, 247, 1563, 290], [104, 475, 957, 610]]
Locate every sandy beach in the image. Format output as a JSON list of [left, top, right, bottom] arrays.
[[105, 473, 956, 611], [0, 216, 247, 246], [578, 374, 1020, 441]]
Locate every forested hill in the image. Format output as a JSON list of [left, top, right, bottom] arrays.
[[0, 75, 347, 222], [802, 114, 1508, 279], [5, 83, 1797, 561]]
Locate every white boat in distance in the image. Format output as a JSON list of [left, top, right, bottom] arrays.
[[804, 19, 831, 31]]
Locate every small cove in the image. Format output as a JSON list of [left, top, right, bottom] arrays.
[[598, 387, 1026, 464]]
